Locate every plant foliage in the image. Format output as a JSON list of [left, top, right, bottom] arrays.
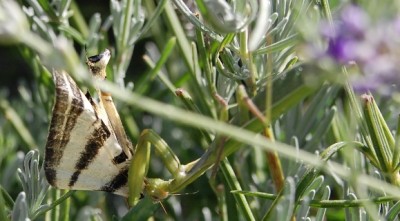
[[1, 0, 400, 220]]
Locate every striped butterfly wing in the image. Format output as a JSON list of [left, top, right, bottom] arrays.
[[44, 71, 130, 197]]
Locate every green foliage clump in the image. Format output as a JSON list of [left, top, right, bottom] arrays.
[[1, 0, 400, 220]]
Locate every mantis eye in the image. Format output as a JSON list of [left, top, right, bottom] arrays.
[[87, 49, 111, 66], [87, 54, 102, 63], [150, 190, 169, 202]]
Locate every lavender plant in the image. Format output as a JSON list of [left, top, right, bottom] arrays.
[[1, 0, 400, 220]]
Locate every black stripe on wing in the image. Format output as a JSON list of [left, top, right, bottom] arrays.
[[45, 72, 84, 186], [68, 119, 111, 187], [100, 167, 129, 193]]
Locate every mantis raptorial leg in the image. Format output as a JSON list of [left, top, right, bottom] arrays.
[[127, 128, 230, 206]]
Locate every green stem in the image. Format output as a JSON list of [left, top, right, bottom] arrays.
[[32, 191, 75, 220], [232, 191, 400, 208], [59, 190, 70, 221], [119, 0, 134, 51], [164, 1, 195, 73]]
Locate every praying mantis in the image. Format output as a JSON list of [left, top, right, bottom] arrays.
[[44, 49, 264, 207]]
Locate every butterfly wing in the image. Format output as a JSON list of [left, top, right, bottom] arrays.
[[44, 71, 130, 197]]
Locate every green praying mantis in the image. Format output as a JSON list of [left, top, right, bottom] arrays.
[[44, 48, 274, 207]]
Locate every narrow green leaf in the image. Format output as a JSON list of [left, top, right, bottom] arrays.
[[59, 190, 70, 221], [57, 0, 71, 19], [296, 190, 315, 220], [315, 186, 330, 221], [32, 191, 75, 219], [58, 25, 86, 45], [142, 56, 176, 94], [221, 159, 255, 221], [303, 106, 336, 150], [12, 193, 29, 221], [300, 175, 324, 201], [0, 186, 10, 221], [392, 115, 400, 172], [164, 1, 197, 73], [0, 186, 14, 209], [295, 86, 337, 140], [280, 178, 296, 221], [136, 37, 177, 94], [121, 197, 159, 221], [0, 99, 37, 149], [262, 178, 296, 221], [172, 0, 222, 41], [37, 0, 58, 21], [139, 0, 167, 37], [345, 193, 360, 221], [386, 200, 400, 221], [296, 142, 362, 202], [70, 1, 89, 38], [362, 94, 394, 172], [254, 35, 299, 55]]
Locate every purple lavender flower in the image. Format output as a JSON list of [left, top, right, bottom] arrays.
[[320, 5, 400, 95], [323, 5, 369, 63]]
